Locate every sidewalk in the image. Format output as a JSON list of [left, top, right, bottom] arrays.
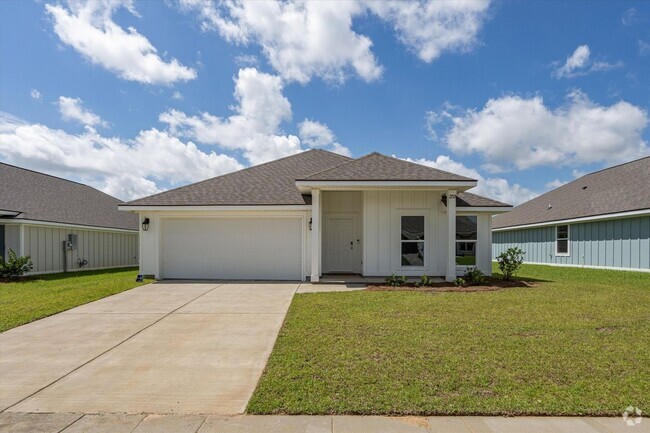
[[1, 413, 644, 433]]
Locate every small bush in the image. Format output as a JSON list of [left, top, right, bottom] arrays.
[[385, 273, 408, 287], [464, 266, 487, 285], [416, 275, 436, 287], [497, 247, 525, 281], [0, 249, 34, 280], [454, 277, 466, 287]]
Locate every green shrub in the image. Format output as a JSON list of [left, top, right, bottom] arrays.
[[416, 275, 435, 287], [464, 266, 487, 285], [453, 277, 466, 287], [385, 273, 408, 286], [0, 249, 34, 280], [496, 247, 525, 281]]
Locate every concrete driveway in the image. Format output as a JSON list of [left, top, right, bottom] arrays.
[[0, 281, 298, 415]]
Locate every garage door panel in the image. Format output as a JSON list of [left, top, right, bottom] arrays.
[[161, 218, 302, 280]]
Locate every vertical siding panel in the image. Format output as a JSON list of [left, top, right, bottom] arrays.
[[621, 218, 631, 268], [613, 220, 622, 268], [630, 217, 640, 268], [639, 216, 650, 269], [37, 227, 46, 272], [605, 220, 614, 267]]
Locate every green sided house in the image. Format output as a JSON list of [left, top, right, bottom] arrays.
[[119, 150, 511, 282], [0, 163, 139, 274], [492, 157, 650, 272]]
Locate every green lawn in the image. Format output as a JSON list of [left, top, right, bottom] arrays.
[[248, 264, 650, 416], [0, 267, 149, 332]]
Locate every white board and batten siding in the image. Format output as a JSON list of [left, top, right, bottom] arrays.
[[1, 223, 138, 274]]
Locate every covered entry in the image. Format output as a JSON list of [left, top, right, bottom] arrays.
[[161, 217, 303, 280]]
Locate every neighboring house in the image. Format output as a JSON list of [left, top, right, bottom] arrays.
[[0, 163, 139, 274], [120, 150, 510, 282], [492, 157, 650, 272]]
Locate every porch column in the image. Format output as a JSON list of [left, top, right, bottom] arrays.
[[446, 190, 457, 282], [311, 189, 321, 282]]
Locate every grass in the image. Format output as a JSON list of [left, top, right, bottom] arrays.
[[0, 267, 149, 332], [248, 264, 650, 416]]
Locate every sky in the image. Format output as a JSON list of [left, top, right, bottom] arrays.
[[0, 0, 648, 205]]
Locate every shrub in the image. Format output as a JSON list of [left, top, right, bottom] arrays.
[[464, 266, 487, 285], [416, 275, 435, 287], [496, 247, 525, 281], [453, 277, 466, 287], [0, 249, 34, 279], [385, 273, 408, 287]]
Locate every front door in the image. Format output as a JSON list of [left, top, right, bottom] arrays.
[[324, 214, 358, 273]]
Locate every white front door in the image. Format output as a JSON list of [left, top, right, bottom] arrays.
[[324, 214, 358, 273]]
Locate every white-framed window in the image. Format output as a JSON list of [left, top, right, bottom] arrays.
[[456, 215, 477, 266], [400, 215, 425, 267], [556, 224, 570, 256]]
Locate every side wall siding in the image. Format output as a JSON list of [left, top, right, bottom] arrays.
[[20, 224, 139, 274], [492, 216, 650, 270]]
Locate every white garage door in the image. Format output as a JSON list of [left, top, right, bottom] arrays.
[[161, 217, 303, 280]]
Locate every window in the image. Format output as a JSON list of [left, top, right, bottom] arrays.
[[401, 216, 425, 266], [556, 225, 569, 255], [456, 215, 477, 266]]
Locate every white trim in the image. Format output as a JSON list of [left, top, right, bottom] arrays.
[[119, 205, 311, 212], [296, 180, 477, 190], [491, 260, 650, 273], [0, 210, 20, 216], [555, 224, 570, 256], [493, 208, 650, 231], [3, 219, 137, 233], [311, 189, 321, 282], [446, 191, 457, 282], [458, 207, 511, 213]]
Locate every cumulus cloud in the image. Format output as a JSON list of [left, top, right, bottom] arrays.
[[30, 89, 42, 100], [553, 45, 622, 79], [179, 0, 491, 83], [0, 112, 242, 200], [298, 119, 351, 156], [403, 155, 538, 206], [430, 91, 648, 171], [47, 0, 196, 85], [160, 68, 349, 163], [58, 96, 108, 128]]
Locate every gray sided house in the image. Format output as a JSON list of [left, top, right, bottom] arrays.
[[492, 157, 650, 272], [0, 163, 139, 274]]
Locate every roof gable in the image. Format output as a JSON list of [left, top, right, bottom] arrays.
[[493, 156, 650, 229], [298, 152, 476, 182], [0, 163, 138, 231]]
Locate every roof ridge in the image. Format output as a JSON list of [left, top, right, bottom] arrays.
[[577, 155, 650, 180], [296, 151, 376, 179]]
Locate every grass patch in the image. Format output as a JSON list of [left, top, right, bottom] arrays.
[[0, 267, 150, 332], [248, 264, 650, 416]]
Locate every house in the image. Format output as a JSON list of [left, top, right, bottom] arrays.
[[0, 163, 139, 274], [120, 150, 510, 282], [492, 157, 650, 272]]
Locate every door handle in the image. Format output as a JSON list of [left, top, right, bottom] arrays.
[[350, 241, 354, 250]]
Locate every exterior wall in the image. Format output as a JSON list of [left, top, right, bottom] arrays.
[[492, 215, 650, 271], [363, 190, 493, 277], [2, 222, 138, 274], [1, 224, 21, 259]]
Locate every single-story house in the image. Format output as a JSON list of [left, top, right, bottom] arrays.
[[0, 163, 139, 274], [120, 150, 510, 282], [492, 156, 650, 272]]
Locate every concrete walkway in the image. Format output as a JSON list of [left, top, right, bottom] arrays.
[[0, 413, 643, 433], [0, 281, 298, 415]]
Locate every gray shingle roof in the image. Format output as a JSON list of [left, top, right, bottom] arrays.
[[456, 192, 511, 208], [0, 163, 138, 231], [493, 156, 650, 229], [125, 149, 352, 206], [298, 152, 476, 182]]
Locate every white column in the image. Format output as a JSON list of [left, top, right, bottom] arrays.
[[310, 189, 321, 282], [446, 191, 457, 282]]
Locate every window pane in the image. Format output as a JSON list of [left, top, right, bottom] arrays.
[[456, 216, 477, 240], [455, 242, 476, 265], [557, 239, 568, 254], [401, 242, 424, 266], [557, 225, 568, 239], [401, 216, 424, 240]]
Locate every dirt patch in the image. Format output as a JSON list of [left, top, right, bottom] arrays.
[[367, 278, 538, 293]]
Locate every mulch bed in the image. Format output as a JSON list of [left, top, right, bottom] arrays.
[[366, 278, 539, 293]]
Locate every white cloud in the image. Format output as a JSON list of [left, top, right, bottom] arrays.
[[30, 89, 42, 100], [545, 179, 566, 189], [367, 0, 491, 62], [553, 44, 622, 79], [0, 112, 243, 200], [431, 91, 648, 171], [179, 0, 491, 84], [622, 8, 640, 26], [47, 0, 196, 85], [298, 119, 351, 156], [58, 96, 108, 128], [640, 40, 650, 56], [403, 155, 538, 206], [172, 91, 183, 100]]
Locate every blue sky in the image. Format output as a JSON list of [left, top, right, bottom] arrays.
[[0, 0, 648, 203]]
